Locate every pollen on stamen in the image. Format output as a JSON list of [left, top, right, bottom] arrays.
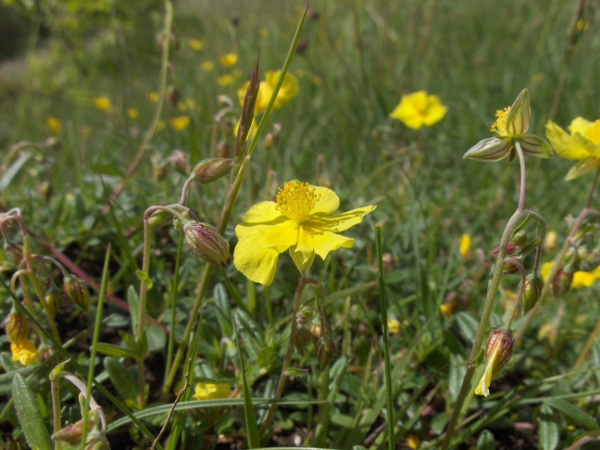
[[276, 180, 319, 223], [490, 106, 510, 136], [587, 120, 600, 145]]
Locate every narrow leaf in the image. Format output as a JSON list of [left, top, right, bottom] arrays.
[[12, 373, 52, 450], [539, 403, 559, 450], [105, 357, 138, 404], [135, 270, 153, 290], [545, 398, 598, 430]]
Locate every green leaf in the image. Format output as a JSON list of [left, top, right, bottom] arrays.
[[519, 135, 554, 159], [539, 403, 559, 450], [0, 153, 31, 191], [127, 285, 140, 333], [565, 157, 600, 181], [0, 367, 36, 396], [135, 270, 153, 290], [95, 342, 137, 358], [506, 88, 530, 136], [545, 398, 598, 430], [105, 357, 138, 404], [146, 324, 166, 352], [476, 429, 496, 450], [213, 283, 233, 338], [12, 373, 52, 450], [463, 137, 512, 162], [233, 309, 266, 362]]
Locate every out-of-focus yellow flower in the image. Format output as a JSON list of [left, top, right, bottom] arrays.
[[544, 231, 557, 252], [192, 382, 232, 400], [170, 115, 190, 131], [387, 318, 401, 334], [389, 91, 447, 130], [237, 70, 299, 114], [185, 98, 197, 110], [234, 180, 376, 285], [46, 116, 62, 134], [218, 74, 236, 87], [93, 97, 112, 112], [259, 28, 270, 38], [11, 339, 38, 366], [219, 53, 238, 68], [147, 92, 159, 103], [541, 261, 600, 290], [546, 117, 600, 180], [577, 20, 588, 33], [407, 434, 421, 449], [188, 39, 205, 51], [201, 61, 215, 72], [459, 234, 471, 259], [127, 108, 139, 120]]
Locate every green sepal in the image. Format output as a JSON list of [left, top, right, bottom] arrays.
[[519, 135, 554, 159], [506, 88, 530, 136], [566, 157, 600, 181], [463, 137, 512, 162]]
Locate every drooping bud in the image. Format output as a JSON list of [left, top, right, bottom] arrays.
[[183, 222, 230, 267], [502, 258, 522, 275], [3, 242, 23, 266], [192, 158, 233, 184], [63, 276, 90, 312], [148, 209, 172, 226], [512, 230, 528, 248], [522, 273, 543, 312], [44, 285, 64, 318], [51, 415, 98, 446], [491, 242, 516, 255], [316, 338, 336, 367], [552, 269, 573, 297], [5, 311, 29, 343], [475, 329, 515, 397]]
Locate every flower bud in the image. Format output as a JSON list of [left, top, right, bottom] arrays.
[[51, 416, 97, 445], [148, 209, 172, 226], [552, 269, 573, 297], [522, 273, 543, 312], [63, 276, 90, 312], [502, 258, 521, 275], [294, 324, 312, 350], [316, 338, 336, 367], [44, 285, 63, 318], [512, 230, 528, 248], [183, 222, 230, 267], [3, 242, 23, 265], [192, 158, 233, 184], [485, 329, 515, 374], [5, 311, 29, 343]]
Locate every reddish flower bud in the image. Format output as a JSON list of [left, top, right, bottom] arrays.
[[485, 329, 515, 373], [552, 269, 573, 297], [192, 158, 233, 184], [491, 242, 516, 255], [183, 222, 230, 267]]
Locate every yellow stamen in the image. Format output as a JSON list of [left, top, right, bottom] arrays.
[[276, 180, 319, 223], [586, 120, 600, 145], [490, 106, 510, 136]]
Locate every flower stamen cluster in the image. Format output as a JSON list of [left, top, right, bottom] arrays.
[[276, 181, 320, 223], [490, 107, 510, 136]]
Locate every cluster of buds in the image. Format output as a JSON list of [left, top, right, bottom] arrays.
[[491, 229, 542, 276], [293, 305, 335, 367], [475, 329, 515, 397]]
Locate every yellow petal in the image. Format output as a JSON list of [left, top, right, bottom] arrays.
[[235, 220, 298, 252], [233, 239, 280, 286], [422, 102, 448, 126], [310, 186, 340, 215], [308, 205, 377, 233], [297, 227, 354, 260], [474, 364, 493, 397], [546, 120, 590, 160], [568, 117, 593, 136], [572, 270, 596, 289], [239, 201, 283, 224], [540, 262, 554, 281]]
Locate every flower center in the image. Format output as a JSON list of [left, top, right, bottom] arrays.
[[490, 106, 510, 136], [586, 120, 600, 145], [276, 180, 319, 223]]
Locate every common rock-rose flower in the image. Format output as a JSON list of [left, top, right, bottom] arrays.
[[234, 180, 376, 285], [389, 91, 447, 129]]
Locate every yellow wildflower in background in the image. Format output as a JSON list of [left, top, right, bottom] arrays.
[[46, 116, 62, 134], [219, 52, 238, 67], [188, 39, 205, 51], [407, 434, 421, 450], [546, 117, 600, 180], [127, 108, 139, 120], [11, 339, 38, 366], [201, 61, 215, 72], [147, 92, 159, 103], [237, 70, 299, 114], [389, 91, 447, 129], [170, 115, 190, 131], [218, 74, 236, 87], [234, 180, 376, 285], [459, 234, 471, 259], [192, 382, 232, 400], [93, 97, 112, 111], [544, 230, 557, 252], [387, 318, 401, 334], [541, 261, 600, 289]]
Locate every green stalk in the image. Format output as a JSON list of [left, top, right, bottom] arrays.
[[375, 225, 395, 450]]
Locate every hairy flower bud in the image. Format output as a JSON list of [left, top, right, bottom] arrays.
[[192, 158, 234, 184], [148, 209, 172, 226], [522, 273, 543, 312], [183, 222, 229, 267], [44, 285, 63, 318], [552, 269, 573, 297], [316, 338, 336, 367], [475, 329, 515, 397], [5, 311, 28, 343], [63, 276, 90, 312]]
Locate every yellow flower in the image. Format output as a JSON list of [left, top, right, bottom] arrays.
[[93, 97, 112, 111], [387, 318, 401, 334], [546, 117, 600, 180], [541, 261, 600, 290], [234, 180, 376, 285], [170, 115, 190, 131], [46, 116, 62, 134], [11, 339, 38, 366], [201, 61, 215, 72], [475, 329, 515, 397], [218, 74, 236, 87], [544, 231, 557, 252], [219, 52, 238, 68], [192, 382, 232, 400], [459, 234, 471, 259], [237, 70, 299, 114], [147, 92, 159, 103], [407, 434, 421, 450], [389, 91, 447, 129], [127, 108, 139, 119], [188, 39, 205, 51]]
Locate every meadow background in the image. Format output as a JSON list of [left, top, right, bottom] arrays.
[[0, 0, 599, 449]]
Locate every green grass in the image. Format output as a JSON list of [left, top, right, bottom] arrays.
[[1, 0, 599, 448]]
